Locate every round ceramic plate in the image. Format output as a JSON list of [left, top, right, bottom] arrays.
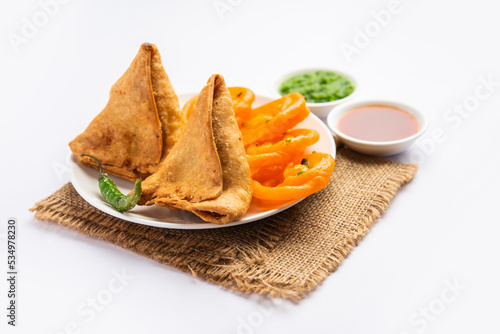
[[69, 93, 336, 229]]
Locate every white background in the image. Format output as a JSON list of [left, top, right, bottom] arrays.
[[1, 0, 499, 333]]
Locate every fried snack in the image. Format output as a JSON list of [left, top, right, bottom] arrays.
[[246, 129, 319, 156], [69, 43, 185, 181], [245, 129, 318, 178], [252, 177, 329, 201], [150, 48, 186, 162], [246, 150, 304, 175], [240, 92, 310, 146], [139, 74, 252, 224], [251, 153, 335, 201], [139, 73, 224, 203], [228, 87, 255, 126]]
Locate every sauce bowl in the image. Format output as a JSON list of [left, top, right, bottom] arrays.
[[327, 100, 428, 156]]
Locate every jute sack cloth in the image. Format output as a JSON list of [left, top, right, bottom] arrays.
[[31, 148, 417, 299]]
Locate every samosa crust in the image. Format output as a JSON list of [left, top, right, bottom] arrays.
[[138, 75, 224, 204], [150, 50, 186, 162], [69, 43, 184, 181], [140, 74, 252, 224]]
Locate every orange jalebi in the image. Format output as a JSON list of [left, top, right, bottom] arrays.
[[239, 93, 309, 146], [229, 87, 255, 125], [246, 128, 319, 155], [245, 129, 319, 177], [251, 153, 335, 201]]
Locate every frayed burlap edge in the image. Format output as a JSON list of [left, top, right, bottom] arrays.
[[30, 150, 418, 300], [30, 186, 297, 282], [224, 163, 418, 299]]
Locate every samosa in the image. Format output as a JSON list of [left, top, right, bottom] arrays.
[[139, 74, 252, 224], [69, 43, 185, 181]]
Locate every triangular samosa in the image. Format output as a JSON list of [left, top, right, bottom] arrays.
[[139, 74, 252, 224], [69, 43, 185, 181]]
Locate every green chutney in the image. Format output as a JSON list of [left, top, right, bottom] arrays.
[[279, 70, 355, 103]]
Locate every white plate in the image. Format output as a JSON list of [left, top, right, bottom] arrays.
[[69, 93, 336, 229]]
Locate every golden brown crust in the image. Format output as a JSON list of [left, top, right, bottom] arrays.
[[139, 75, 223, 204], [69, 43, 184, 181], [150, 48, 186, 163], [139, 74, 252, 224], [69, 43, 162, 181]]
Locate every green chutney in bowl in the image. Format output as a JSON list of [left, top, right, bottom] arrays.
[[275, 69, 358, 118], [279, 70, 355, 103]]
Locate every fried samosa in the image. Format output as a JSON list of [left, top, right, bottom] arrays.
[[139, 74, 252, 224], [69, 43, 185, 181]]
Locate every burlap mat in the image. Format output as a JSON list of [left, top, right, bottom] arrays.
[[31, 148, 417, 299]]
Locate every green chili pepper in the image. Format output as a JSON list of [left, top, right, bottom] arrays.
[[80, 154, 142, 212]]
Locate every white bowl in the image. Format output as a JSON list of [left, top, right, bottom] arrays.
[[327, 100, 428, 156], [273, 68, 359, 119]]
